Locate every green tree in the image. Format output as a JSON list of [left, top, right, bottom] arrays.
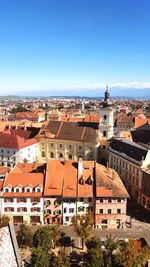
[[0, 215, 10, 228], [83, 236, 103, 267], [33, 226, 53, 252], [17, 223, 33, 248], [103, 235, 118, 267], [51, 250, 71, 267], [72, 212, 94, 250], [30, 247, 50, 267], [51, 224, 61, 248]]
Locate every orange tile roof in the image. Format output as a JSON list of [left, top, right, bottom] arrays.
[[3, 172, 44, 197], [45, 160, 94, 198], [0, 179, 4, 191], [135, 117, 150, 128], [0, 132, 36, 149], [96, 164, 129, 198], [11, 163, 46, 174]]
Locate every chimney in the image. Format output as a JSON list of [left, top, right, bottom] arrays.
[[78, 157, 83, 178]]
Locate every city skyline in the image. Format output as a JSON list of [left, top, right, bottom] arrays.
[[0, 0, 150, 96]]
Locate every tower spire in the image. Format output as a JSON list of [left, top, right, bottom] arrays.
[[102, 85, 111, 107]]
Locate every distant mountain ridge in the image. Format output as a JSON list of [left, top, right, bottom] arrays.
[[0, 87, 150, 99]]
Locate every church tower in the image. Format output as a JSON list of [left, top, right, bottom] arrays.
[[99, 86, 114, 140]]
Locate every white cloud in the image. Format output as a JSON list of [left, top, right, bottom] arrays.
[[72, 82, 150, 90]]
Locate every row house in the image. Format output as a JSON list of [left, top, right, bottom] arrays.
[[36, 120, 100, 162], [141, 167, 150, 211], [15, 111, 45, 122], [0, 131, 37, 166], [1, 163, 45, 224], [108, 137, 150, 207], [44, 159, 128, 228], [44, 159, 94, 225], [95, 165, 129, 229]]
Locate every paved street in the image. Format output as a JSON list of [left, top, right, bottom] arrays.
[[60, 223, 150, 247]]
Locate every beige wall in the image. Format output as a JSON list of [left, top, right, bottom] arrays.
[[37, 138, 99, 162]]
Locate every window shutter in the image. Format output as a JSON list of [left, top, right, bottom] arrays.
[[38, 198, 40, 203], [31, 198, 34, 203], [25, 198, 27, 203], [4, 198, 7, 203], [4, 207, 7, 212], [31, 208, 34, 212], [25, 208, 27, 212], [17, 208, 20, 212], [38, 208, 40, 212], [17, 198, 20, 203], [12, 207, 14, 212]]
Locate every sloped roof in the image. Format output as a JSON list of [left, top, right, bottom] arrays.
[[109, 138, 148, 164], [131, 123, 150, 144], [96, 163, 129, 198], [38, 120, 99, 143], [0, 132, 36, 149]]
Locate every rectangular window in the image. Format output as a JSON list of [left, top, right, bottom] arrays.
[[69, 208, 74, 213], [65, 216, 69, 222], [80, 198, 84, 202], [108, 198, 111, 203], [108, 209, 111, 214], [50, 143, 54, 148], [64, 208, 67, 213], [99, 209, 103, 214], [117, 209, 121, 214], [88, 198, 92, 202], [59, 144, 63, 148], [99, 198, 103, 203], [7, 198, 13, 203]]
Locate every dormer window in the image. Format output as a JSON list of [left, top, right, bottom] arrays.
[[5, 188, 9, 193], [79, 177, 84, 185], [27, 188, 30, 192], [87, 175, 94, 185], [16, 188, 19, 192]]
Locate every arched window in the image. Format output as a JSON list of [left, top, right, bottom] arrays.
[[59, 153, 63, 158], [42, 151, 45, 157], [69, 154, 72, 160], [50, 152, 54, 158], [104, 115, 107, 120], [103, 131, 106, 137]]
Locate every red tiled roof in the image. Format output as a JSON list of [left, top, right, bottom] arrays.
[[0, 179, 4, 191], [11, 163, 46, 174], [135, 117, 150, 128], [96, 164, 129, 198], [0, 132, 36, 149], [3, 173, 44, 188]]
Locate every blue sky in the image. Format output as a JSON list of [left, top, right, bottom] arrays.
[[0, 0, 150, 96]]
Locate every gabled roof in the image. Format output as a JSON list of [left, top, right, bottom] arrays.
[[0, 132, 37, 149], [95, 164, 129, 198], [3, 173, 44, 197], [11, 163, 46, 174], [38, 120, 99, 143]]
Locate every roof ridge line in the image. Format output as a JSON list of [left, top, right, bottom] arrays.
[[56, 121, 63, 138]]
